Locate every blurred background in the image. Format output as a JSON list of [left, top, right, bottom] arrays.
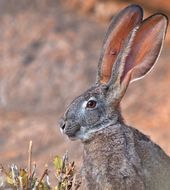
[[0, 0, 170, 174]]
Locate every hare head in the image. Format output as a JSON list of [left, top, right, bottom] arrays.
[[59, 5, 168, 141]]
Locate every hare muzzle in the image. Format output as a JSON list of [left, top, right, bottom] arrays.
[[59, 118, 81, 139]]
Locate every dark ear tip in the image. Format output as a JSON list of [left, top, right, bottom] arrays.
[[159, 14, 169, 33], [142, 13, 169, 34], [156, 13, 169, 26], [126, 4, 143, 17], [152, 13, 168, 21]]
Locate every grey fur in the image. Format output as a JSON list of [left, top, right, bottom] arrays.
[[59, 4, 170, 190]]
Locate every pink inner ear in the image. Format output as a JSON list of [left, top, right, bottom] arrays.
[[121, 61, 133, 82], [120, 14, 167, 83], [99, 6, 143, 84]]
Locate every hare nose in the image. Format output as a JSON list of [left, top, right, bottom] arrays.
[[59, 118, 66, 131]]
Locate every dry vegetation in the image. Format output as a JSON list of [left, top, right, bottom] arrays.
[[0, 142, 81, 190]]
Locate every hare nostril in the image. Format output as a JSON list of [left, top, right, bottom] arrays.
[[61, 123, 66, 130], [59, 118, 66, 131]]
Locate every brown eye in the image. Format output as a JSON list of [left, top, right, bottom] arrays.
[[86, 100, 97, 109]]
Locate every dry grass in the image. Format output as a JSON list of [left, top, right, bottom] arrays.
[[0, 141, 81, 190]]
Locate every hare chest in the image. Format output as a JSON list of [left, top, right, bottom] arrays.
[[81, 160, 145, 190], [81, 127, 146, 190], [81, 125, 170, 190]]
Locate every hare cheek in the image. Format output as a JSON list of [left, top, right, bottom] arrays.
[[80, 101, 100, 125], [80, 110, 99, 126]]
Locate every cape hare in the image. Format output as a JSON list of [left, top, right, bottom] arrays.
[[59, 4, 170, 190]]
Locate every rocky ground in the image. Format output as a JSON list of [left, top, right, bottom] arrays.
[[0, 0, 170, 175]]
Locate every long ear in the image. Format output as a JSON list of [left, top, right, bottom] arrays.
[[97, 4, 143, 85], [108, 14, 168, 100]]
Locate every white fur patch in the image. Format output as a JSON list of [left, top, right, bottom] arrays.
[[82, 101, 88, 109], [60, 127, 64, 134]]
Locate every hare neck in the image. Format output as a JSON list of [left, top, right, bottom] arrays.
[[82, 123, 133, 188], [83, 123, 128, 167]]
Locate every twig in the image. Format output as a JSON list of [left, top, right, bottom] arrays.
[[31, 161, 36, 179], [57, 152, 68, 189], [18, 176, 23, 190], [26, 175, 28, 190], [46, 174, 51, 187], [28, 141, 33, 178], [36, 168, 48, 188]]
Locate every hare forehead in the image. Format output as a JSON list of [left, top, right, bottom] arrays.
[[68, 86, 105, 111]]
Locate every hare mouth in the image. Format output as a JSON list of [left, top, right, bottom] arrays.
[[63, 124, 81, 140], [66, 131, 80, 141], [67, 135, 78, 141]]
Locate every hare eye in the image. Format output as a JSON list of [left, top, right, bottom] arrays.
[[86, 100, 97, 109]]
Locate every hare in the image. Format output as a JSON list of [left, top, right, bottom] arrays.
[[59, 4, 170, 190]]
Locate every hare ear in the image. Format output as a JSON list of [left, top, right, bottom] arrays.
[[97, 4, 143, 85], [108, 14, 168, 100]]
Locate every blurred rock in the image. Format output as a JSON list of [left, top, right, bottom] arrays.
[[130, 0, 170, 13], [0, 0, 103, 170], [63, 0, 170, 45], [94, 1, 129, 21], [0, 0, 103, 113]]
